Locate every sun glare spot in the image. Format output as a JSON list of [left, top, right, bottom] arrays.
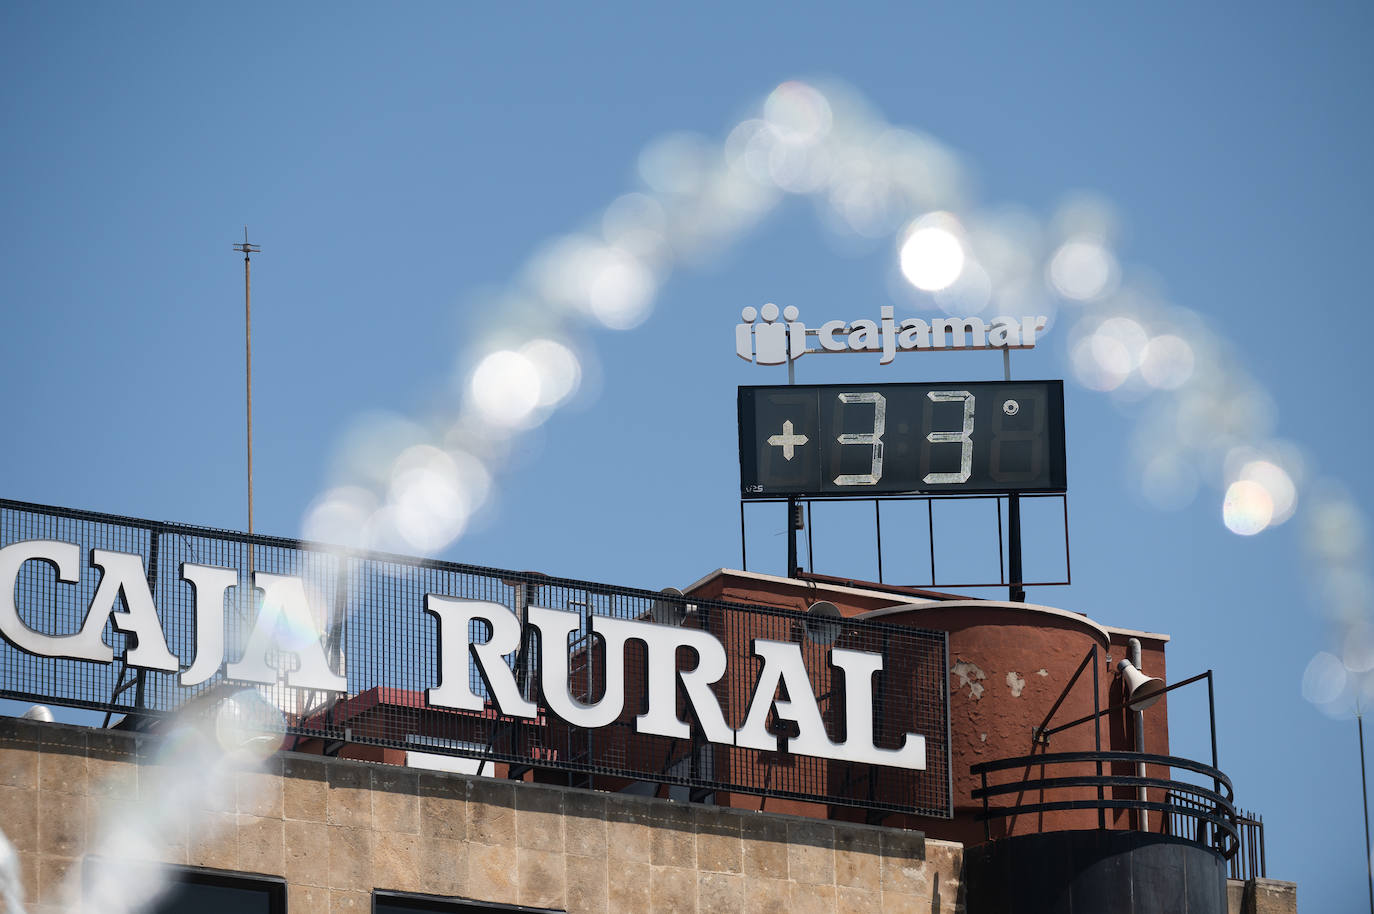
[[471, 350, 541, 426], [933, 258, 992, 314], [520, 338, 581, 408], [1343, 625, 1374, 674], [1237, 459, 1296, 525], [1048, 239, 1118, 301], [1301, 651, 1348, 706], [303, 486, 378, 549], [588, 249, 655, 329], [899, 214, 965, 291], [388, 445, 483, 553], [763, 81, 834, 143], [1140, 334, 1195, 389], [1223, 479, 1274, 535], [1070, 333, 1130, 391]]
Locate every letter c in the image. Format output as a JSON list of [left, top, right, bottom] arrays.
[[818, 320, 848, 352], [0, 540, 113, 662]]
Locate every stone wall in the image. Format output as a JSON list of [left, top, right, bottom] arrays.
[[1226, 878, 1299, 914], [0, 717, 965, 913]]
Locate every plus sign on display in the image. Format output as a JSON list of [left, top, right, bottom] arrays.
[[738, 381, 1067, 498]]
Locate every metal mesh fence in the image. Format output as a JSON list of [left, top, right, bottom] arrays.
[[0, 498, 951, 818]]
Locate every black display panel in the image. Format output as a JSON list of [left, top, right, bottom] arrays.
[[739, 380, 1067, 497]]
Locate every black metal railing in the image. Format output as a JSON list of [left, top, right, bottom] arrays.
[[971, 750, 1239, 859], [1166, 790, 1265, 879]]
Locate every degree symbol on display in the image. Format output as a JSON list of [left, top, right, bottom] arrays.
[[767, 420, 809, 461], [1002, 399, 1020, 416]]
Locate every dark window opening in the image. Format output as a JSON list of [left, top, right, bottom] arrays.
[[374, 889, 565, 913], [85, 860, 285, 914]]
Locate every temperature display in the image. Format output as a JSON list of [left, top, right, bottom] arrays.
[[738, 380, 1066, 497]]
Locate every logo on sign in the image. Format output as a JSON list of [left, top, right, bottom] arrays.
[[736, 304, 1048, 365]]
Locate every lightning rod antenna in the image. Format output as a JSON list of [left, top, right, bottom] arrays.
[[232, 228, 261, 593]]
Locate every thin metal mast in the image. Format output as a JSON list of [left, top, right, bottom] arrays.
[[232, 228, 260, 591], [1360, 709, 1373, 914]]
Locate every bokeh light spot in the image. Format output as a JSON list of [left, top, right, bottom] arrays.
[[520, 338, 581, 408], [1238, 459, 1296, 525], [763, 81, 834, 143], [1140, 334, 1195, 389], [1223, 479, 1274, 535], [1343, 625, 1374, 674], [471, 350, 541, 427], [1049, 239, 1118, 301], [1301, 651, 1348, 706]]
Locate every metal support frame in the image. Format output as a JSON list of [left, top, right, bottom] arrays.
[[1027, 645, 1104, 831], [740, 491, 1071, 590]]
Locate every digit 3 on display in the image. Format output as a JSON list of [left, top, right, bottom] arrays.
[[737, 381, 1067, 498]]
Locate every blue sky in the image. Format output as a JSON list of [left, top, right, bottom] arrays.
[[3, 3, 1372, 908]]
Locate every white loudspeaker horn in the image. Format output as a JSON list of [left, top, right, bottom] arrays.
[[803, 601, 844, 646], [1116, 659, 1166, 711]]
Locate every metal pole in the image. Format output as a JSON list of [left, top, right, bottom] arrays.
[[740, 501, 748, 571], [786, 500, 798, 579], [232, 229, 260, 598], [785, 326, 798, 578], [1208, 670, 1220, 849], [1360, 711, 1374, 914], [874, 499, 883, 583], [1004, 351, 1025, 602]]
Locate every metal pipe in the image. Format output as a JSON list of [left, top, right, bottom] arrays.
[[1003, 350, 1025, 603], [1129, 638, 1148, 832]]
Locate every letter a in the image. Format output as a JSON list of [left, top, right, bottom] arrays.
[[226, 573, 345, 692]]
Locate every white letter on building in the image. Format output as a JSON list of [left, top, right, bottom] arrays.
[[595, 616, 735, 744], [931, 317, 987, 349], [226, 573, 345, 692], [736, 639, 843, 758], [897, 318, 930, 350], [426, 596, 536, 718], [829, 649, 926, 769], [529, 606, 630, 728], [86, 549, 179, 672], [846, 320, 881, 352], [818, 320, 848, 352], [179, 563, 239, 686], [0, 540, 111, 662], [1021, 315, 1048, 348], [987, 317, 1022, 348]]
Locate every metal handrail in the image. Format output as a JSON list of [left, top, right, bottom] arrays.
[[971, 749, 1240, 859], [974, 774, 1232, 811], [972, 749, 1234, 796]]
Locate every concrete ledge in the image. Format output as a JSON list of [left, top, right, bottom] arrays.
[[0, 716, 967, 913]]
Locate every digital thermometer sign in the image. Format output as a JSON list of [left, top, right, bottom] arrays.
[[738, 380, 1067, 498]]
